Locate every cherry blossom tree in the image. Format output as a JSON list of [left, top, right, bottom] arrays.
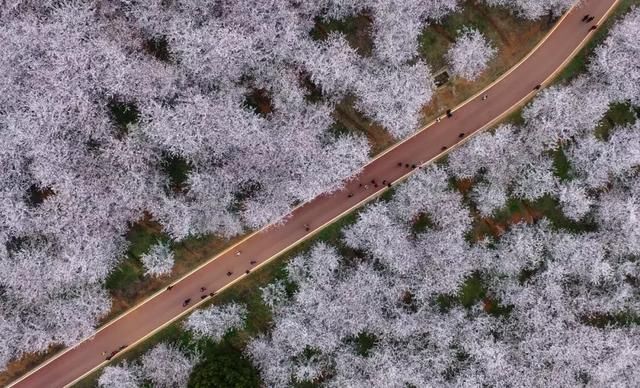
[[481, 0, 574, 20], [354, 60, 434, 138], [446, 27, 496, 81], [140, 343, 197, 388], [184, 303, 248, 342], [141, 242, 175, 277], [98, 363, 141, 388], [557, 181, 593, 221], [589, 7, 640, 105]]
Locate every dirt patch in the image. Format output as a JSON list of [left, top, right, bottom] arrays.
[[473, 202, 544, 241], [333, 97, 396, 155]]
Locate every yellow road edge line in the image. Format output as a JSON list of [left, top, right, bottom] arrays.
[[9, 1, 619, 386]]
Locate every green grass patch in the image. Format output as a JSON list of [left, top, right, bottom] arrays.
[[531, 195, 597, 233], [582, 311, 640, 328], [436, 273, 511, 317], [143, 36, 171, 62], [349, 331, 378, 357], [551, 147, 572, 181], [553, 0, 640, 84], [411, 212, 435, 235], [594, 102, 639, 140], [105, 220, 168, 294]]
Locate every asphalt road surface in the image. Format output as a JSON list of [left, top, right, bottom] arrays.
[[10, 0, 619, 386]]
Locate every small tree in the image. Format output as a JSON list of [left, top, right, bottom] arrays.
[[446, 27, 496, 81], [184, 303, 248, 342], [140, 343, 197, 388], [140, 241, 175, 277], [98, 363, 141, 388]]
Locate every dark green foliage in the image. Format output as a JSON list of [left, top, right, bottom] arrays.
[[531, 195, 597, 233], [108, 98, 139, 137], [582, 311, 640, 328], [352, 332, 378, 357], [187, 341, 261, 388], [552, 147, 572, 181], [309, 14, 373, 56], [244, 88, 273, 117], [300, 72, 323, 103], [436, 273, 511, 316], [228, 180, 262, 214], [594, 102, 639, 140], [105, 221, 168, 293], [161, 153, 193, 194], [411, 212, 434, 235], [25, 184, 55, 207], [143, 36, 171, 62]]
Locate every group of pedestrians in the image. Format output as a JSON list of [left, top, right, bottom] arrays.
[[582, 14, 598, 31], [164, 248, 263, 310]]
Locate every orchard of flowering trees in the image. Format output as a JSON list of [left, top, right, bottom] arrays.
[[0, 0, 456, 369], [0, 0, 618, 377], [246, 7, 640, 387]]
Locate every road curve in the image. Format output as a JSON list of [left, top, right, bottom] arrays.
[[10, 0, 619, 386]]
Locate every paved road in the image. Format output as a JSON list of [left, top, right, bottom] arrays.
[[10, 0, 618, 386]]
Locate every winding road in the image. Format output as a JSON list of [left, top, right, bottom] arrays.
[[9, 0, 620, 386]]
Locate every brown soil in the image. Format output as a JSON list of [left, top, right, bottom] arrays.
[[473, 203, 544, 240], [333, 97, 396, 155]]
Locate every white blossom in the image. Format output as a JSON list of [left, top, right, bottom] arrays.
[[446, 27, 496, 80], [184, 303, 247, 342], [140, 242, 175, 277]]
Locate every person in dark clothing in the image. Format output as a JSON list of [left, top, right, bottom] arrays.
[[582, 15, 590, 22], [182, 298, 191, 307], [459, 133, 464, 138], [227, 271, 233, 276], [446, 109, 452, 118]]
